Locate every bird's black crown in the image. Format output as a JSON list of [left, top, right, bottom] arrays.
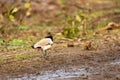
[[45, 35, 53, 41]]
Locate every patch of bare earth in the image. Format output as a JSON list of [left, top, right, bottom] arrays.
[[0, 32, 120, 80]]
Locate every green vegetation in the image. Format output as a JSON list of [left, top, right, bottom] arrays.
[[5, 7, 19, 22], [36, 26, 45, 30], [13, 53, 43, 60], [114, 9, 120, 13], [0, 53, 43, 64], [15, 54, 30, 60], [60, 0, 67, 5], [19, 26, 29, 30], [96, 22, 108, 28], [64, 25, 79, 38], [64, 10, 89, 38], [9, 39, 25, 46], [0, 39, 4, 44], [0, 57, 6, 63]]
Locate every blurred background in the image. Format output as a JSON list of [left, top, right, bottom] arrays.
[[0, 0, 120, 50]]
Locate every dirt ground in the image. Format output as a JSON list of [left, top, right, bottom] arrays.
[[0, 32, 120, 80]]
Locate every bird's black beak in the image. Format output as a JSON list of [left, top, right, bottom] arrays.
[[31, 46, 34, 49]]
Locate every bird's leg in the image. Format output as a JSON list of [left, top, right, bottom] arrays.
[[41, 49, 46, 57], [43, 50, 47, 57]]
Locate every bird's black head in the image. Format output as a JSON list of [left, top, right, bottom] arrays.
[[46, 35, 53, 41]]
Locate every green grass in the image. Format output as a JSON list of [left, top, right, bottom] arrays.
[[114, 9, 120, 13], [112, 29, 120, 33], [36, 26, 45, 30], [14, 53, 42, 60], [0, 39, 4, 44], [9, 39, 25, 46], [86, 32, 96, 39], [88, 8, 120, 21], [0, 57, 6, 63], [60, 0, 67, 5], [15, 54, 31, 60], [64, 25, 79, 39], [96, 22, 109, 29], [0, 53, 43, 64], [19, 26, 29, 30]]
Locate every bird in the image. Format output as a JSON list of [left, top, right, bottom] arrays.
[[32, 34, 53, 57]]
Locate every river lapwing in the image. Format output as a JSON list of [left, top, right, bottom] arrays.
[[32, 34, 53, 57]]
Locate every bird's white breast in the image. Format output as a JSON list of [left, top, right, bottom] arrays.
[[42, 45, 52, 51], [33, 38, 53, 50]]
